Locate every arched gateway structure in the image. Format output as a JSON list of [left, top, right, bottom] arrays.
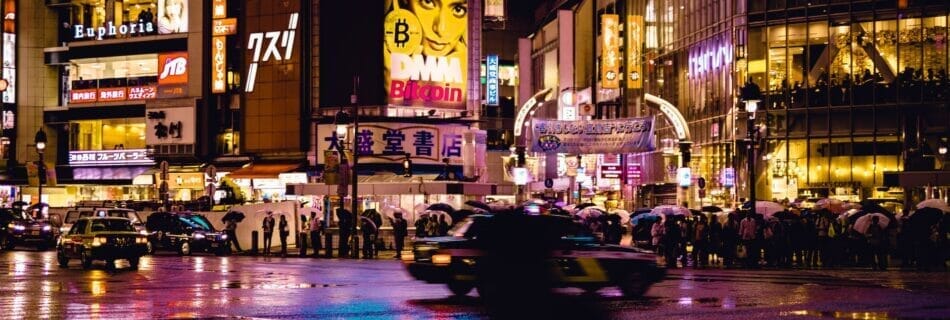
[[513, 89, 692, 165]]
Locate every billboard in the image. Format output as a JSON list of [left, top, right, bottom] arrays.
[[243, 1, 302, 152], [384, 0, 468, 110], [146, 106, 196, 146], [157, 0, 189, 34], [317, 123, 472, 165], [530, 117, 656, 154], [3, 0, 14, 104], [626, 15, 643, 89], [601, 14, 620, 89]]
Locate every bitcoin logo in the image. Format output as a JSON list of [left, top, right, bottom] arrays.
[[384, 9, 421, 55]]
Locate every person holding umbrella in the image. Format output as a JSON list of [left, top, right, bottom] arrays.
[[222, 211, 245, 253], [262, 211, 276, 256], [865, 216, 887, 270], [309, 211, 322, 257], [392, 211, 408, 259]]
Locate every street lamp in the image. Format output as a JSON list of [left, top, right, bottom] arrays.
[[740, 79, 762, 215], [34, 129, 48, 206]]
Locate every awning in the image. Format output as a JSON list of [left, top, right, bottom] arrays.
[[227, 163, 302, 179]]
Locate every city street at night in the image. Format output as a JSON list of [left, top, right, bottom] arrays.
[[1, 250, 948, 319]]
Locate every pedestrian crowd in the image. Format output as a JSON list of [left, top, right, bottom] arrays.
[[622, 203, 949, 271]]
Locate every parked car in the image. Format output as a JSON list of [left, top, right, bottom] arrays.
[[145, 211, 229, 256], [57, 216, 148, 269], [0, 207, 59, 250], [404, 214, 666, 297], [61, 208, 145, 235]]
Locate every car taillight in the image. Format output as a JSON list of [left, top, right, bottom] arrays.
[[136, 237, 147, 244], [431, 254, 452, 266]]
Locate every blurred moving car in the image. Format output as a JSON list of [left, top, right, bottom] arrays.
[[405, 214, 666, 298], [61, 208, 146, 235], [57, 216, 148, 269], [0, 207, 59, 250], [145, 211, 229, 256]]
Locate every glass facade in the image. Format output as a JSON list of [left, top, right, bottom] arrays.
[[628, 0, 949, 205], [69, 118, 147, 151]]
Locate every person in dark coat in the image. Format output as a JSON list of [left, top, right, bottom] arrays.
[[604, 215, 623, 245], [262, 211, 276, 255], [361, 217, 378, 258], [224, 218, 242, 253], [691, 216, 709, 268], [309, 211, 323, 257], [337, 208, 353, 258], [865, 216, 887, 270], [415, 215, 428, 238], [392, 212, 408, 259], [662, 219, 682, 268], [278, 214, 290, 257], [708, 217, 723, 265]]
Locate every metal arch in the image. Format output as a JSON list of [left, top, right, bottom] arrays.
[[644, 93, 691, 142], [513, 88, 554, 144]]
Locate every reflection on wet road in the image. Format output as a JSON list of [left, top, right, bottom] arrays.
[[0, 250, 948, 319]]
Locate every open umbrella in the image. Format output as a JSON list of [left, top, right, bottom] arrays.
[[852, 213, 890, 234], [576, 206, 606, 220], [916, 199, 950, 213], [465, 200, 492, 212], [773, 210, 798, 220], [221, 210, 246, 223], [631, 212, 663, 226], [743, 201, 785, 216], [609, 209, 631, 224], [427, 203, 456, 214], [701, 206, 723, 213], [650, 205, 690, 217], [576, 203, 597, 211], [907, 207, 945, 228], [815, 198, 846, 214]]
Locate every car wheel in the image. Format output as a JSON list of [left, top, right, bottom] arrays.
[[81, 250, 93, 269], [447, 280, 474, 296], [179, 242, 191, 256], [57, 252, 69, 268], [129, 257, 140, 270], [618, 273, 650, 298]]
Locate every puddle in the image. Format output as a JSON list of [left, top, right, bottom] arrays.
[[780, 310, 899, 320], [210, 281, 350, 290]]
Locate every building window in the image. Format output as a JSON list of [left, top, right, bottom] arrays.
[[70, 118, 146, 151]]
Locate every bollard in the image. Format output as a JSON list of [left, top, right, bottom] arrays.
[[251, 230, 259, 256], [299, 233, 309, 257], [351, 235, 360, 259], [324, 232, 333, 258]]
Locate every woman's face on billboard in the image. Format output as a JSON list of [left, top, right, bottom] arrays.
[[409, 0, 467, 56]]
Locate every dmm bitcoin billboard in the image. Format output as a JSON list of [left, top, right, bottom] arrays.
[[384, 0, 468, 110], [243, 0, 303, 152]]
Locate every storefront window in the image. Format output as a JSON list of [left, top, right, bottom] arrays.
[[69, 54, 158, 88], [898, 17, 923, 101], [70, 118, 146, 151]]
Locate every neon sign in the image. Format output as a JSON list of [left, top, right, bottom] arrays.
[[245, 12, 299, 93], [688, 38, 733, 76]]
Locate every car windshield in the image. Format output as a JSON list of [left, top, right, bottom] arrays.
[[90, 219, 135, 232], [178, 215, 214, 231], [4, 208, 32, 221], [65, 211, 94, 224], [106, 210, 141, 223]]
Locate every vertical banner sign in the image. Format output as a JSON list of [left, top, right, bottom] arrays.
[[485, 0, 505, 19], [626, 15, 643, 89], [601, 14, 620, 89], [486, 54, 499, 106], [244, 1, 301, 152], [212, 0, 227, 19], [384, 0, 468, 110], [3, 0, 16, 104], [211, 36, 227, 93]]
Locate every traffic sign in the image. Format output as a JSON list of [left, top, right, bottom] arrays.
[[544, 178, 554, 189], [697, 177, 706, 189]]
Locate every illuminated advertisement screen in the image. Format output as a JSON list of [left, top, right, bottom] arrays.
[[157, 0, 189, 34], [3, 0, 15, 104], [384, 0, 468, 110]]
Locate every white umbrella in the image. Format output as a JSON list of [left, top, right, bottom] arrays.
[[852, 213, 890, 234], [609, 209, 631, 224], [576, 207, 606, 220], [916, 199, 950, 213], [562, 204, 577, 214], [752, 201, 785, 216], [650, 205, 690, 217], [815, 198, 846, 214]]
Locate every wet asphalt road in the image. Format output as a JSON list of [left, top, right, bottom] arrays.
[[1, 250, 949, 319]]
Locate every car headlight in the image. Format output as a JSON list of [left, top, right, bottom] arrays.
[[220, 234, 228, 240], [43, 225, 52, 231], [92, 236, 108, 247], [60, 227, 69, 233], [193, 233, 205, 240], [431, 254, 452, 266], [12, 225, 25, 231]]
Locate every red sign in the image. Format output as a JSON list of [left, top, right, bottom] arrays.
[[70, 89, 98, 103], [98, 88, 127, 102], [601, 165, 623, 179], [158, 52, 189, 85], [128, 86, 157, 100]]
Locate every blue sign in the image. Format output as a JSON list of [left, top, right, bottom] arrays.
[[677, 167, 692, 188], [486, 54, 500, 106]]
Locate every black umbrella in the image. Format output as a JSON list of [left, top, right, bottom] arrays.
[[451, 209, 475, 225], [847, 210, 870, 224], [222, 210, 246, 223], [774, 210, 799, 221], [464, 200, 492, 212], [701, 206, 723, 213], [908, 207, 944, 228], [858, 199, 897, 222], [426, 203, 456, 214], [575, 203, 597, 210]]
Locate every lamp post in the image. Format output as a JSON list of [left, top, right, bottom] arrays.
[[34, 129, 47, 206], [741, 80, 762, 215]]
